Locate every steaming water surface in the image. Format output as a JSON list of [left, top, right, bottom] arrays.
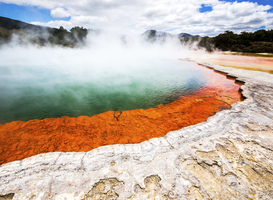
[[0, 45, 206, 124]]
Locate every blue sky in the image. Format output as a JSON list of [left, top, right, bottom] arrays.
[[0, 0, 272, 36], [0, 3, 69, 22]]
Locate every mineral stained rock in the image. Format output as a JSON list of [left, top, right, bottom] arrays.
[[1, 62, 273, 199]]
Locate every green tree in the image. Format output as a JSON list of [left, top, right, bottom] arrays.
[[70, 26, 88, 43]]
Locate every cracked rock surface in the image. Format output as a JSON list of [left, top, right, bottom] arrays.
[[1, 62, 273, 199]]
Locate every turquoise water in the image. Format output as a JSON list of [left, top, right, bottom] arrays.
[[0, 58, 206, 124]]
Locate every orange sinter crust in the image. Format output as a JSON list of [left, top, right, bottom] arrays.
[[0, 64, 242, 165]]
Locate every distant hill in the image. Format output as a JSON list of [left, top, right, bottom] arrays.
[[211, 30, 273, 53], [142, 30, 172, 37], [142, 30, 199, 41], [0, 16, 54, 32], [141, 29, 273, 53], [1, 17, 272, 53], [0, 16, 88, 47], [177, 33, 199, 39], [141, 30, 173, 42]]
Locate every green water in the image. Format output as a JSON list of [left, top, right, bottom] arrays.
[[0, 60, 206, 123]]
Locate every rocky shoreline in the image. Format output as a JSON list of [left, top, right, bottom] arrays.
[[1, 62, 273, 199]]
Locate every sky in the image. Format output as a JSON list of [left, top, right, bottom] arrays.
[[0, 0, 272, 36]]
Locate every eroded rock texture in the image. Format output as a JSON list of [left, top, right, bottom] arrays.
[[1, 62, 273, 199]]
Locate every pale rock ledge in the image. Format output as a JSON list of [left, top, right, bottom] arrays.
[[1, 62, 273, 200]]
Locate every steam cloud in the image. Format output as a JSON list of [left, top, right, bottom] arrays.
[[0, 31, 207, 123]]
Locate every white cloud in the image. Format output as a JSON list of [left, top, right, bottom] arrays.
[[32, 20, 73, 29], [1, 0, 273, 35], [50, 7, 70, 18]]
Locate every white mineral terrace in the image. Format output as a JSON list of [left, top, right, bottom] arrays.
[[0, 62, 273, 200]]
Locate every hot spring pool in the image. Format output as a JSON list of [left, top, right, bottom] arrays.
[[0, 38, 244, 165], [0, 57, 206, 124]]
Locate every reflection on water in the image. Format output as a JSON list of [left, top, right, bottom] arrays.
[[0, 60, 207, 123]]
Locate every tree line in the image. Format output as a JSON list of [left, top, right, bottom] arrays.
[[0, 17, 88, 47], [0, 25, 88, 47], [1, 16, 272, 52], [198, 29, 273, 53]]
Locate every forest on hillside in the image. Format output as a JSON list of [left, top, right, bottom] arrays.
[[0, 16, 88, 47], [0, 16, 272, 53], [0, 26, 88, 47], [198, 30, 273, 53]]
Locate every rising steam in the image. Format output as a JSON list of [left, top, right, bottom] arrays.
[[0, 31, 207, 123]]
